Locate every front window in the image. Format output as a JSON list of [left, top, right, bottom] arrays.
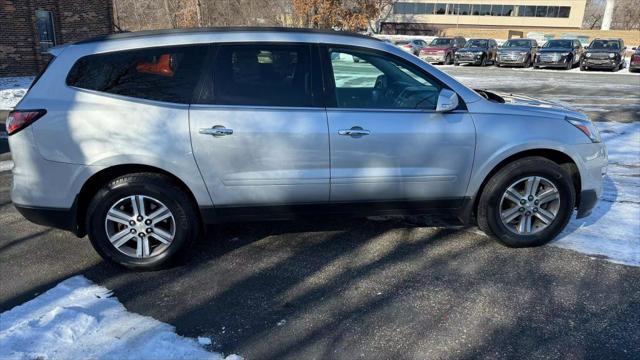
[[328, 48, 442, 110], [430, 38, 454, 46], [503, 40, 532, 48], [35, 10, 56, 53], [589, 40, 620, 50], [543, 40, 573, 48], [466, 40, 489, 48]]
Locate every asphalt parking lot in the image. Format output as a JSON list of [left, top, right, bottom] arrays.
[[1, 68, 639, 359]]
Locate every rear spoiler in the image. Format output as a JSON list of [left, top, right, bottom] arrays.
[[47, 44, 70, 57]]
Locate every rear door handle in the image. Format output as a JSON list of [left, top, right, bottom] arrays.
[[199, 126, 233, 137], [338, 126, 371, 138]]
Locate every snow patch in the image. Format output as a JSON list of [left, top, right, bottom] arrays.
[[553, 122, 640, 267], [0, 276, 240, 360], [0, 161, 14, 172], [0, 77, 33, 110]]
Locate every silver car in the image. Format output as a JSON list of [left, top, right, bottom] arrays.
[[7, 28, 607, 269]]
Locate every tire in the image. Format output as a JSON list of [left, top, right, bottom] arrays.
[[565, 57, 573, 70], [86, 173, 200, 270], [480, 55, 487, 67], [580, 64, 587, 71], [445, 53, 453, 65], [524, 56, 532, 68], [477, 157, 575, 248], [454, 60, 460, 66]]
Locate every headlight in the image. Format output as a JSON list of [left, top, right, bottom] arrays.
[[520, 52, 528, 56], [586, 53, 592, 58], [608, 53, 615, 58], [566, 116, 601, 143], [473, 51, 484, 55]]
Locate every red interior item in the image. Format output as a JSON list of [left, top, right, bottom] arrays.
[[136, 54, 175, 77]]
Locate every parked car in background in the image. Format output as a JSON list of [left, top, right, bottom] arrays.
[[394, 39, 427, 56], [7, 28, 606, 269], [420, 36, 466, 65], [496, 39, 538, 68], [454, 38, 498, 67], [581, 38, 626, 72], [534, 39, 583, 70], [630, 47, 640, 73]]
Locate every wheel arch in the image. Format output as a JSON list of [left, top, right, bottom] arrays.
[[74, 164, 202, 237], [469, 149, 581, 223]]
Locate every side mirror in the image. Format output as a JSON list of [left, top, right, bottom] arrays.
[[436, 89, 459, 112]]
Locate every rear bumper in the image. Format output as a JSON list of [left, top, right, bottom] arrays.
[[14, 202, 83, 236]]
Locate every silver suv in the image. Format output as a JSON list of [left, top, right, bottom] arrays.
[[7, 28, 607, 269]]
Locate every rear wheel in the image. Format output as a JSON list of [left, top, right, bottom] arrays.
[[477, 157, 575, 247], [86, 173, 200, 270]]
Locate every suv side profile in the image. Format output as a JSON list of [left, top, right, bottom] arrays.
[[7, 28, 607, 269]]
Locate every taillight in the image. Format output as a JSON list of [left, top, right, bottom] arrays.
[[632, 55, 640, 64], [6, 109, 46, 135]]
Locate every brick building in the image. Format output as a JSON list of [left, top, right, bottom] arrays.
[[0, 0, 114, 76]]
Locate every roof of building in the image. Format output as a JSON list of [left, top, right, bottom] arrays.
[[75, 27, 379, 44]]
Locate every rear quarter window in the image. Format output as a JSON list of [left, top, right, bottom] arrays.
[[66, 45, 208, 104]]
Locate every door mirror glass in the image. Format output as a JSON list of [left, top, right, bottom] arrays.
[[436, 89, 459, 112]]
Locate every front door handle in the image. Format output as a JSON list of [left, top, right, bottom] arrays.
[[199, 125, 233, 137], [338, 126, 371, 138]]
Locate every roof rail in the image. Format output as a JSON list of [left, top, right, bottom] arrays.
[[75, 27, 379, 45]]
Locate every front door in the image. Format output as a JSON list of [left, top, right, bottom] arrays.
[[190, 43, 329, 206], [323, 47, 476, 204]]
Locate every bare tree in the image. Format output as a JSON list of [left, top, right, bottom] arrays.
[[367, 0, 397, 34]]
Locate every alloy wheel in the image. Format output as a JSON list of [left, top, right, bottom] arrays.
[[499, 176, 561, 235], [104, 195, 176, 258]]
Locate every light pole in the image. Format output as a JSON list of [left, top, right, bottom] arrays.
[[601, 0, 615, 30]]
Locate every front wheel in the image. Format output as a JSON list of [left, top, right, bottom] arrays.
[[86, 173, 200, 270], [477, 157, 575, 247], [444, 53, 453, 65]]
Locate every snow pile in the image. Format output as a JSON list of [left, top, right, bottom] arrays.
[[0, 276, 241, 360], [0, 77, 33, 110], [553, 121, 640, 266]]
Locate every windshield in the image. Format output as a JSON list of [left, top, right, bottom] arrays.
[[503, 40, 531, 48], [430, 38, 453, 46], [465, 40, 489, 48], [589, 40, 620, 50], [543, 40, 572, 48]]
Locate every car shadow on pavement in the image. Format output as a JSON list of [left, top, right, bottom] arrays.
[[1, 205, 639, 359]]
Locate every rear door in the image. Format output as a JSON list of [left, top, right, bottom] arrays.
[[189, 43, 330, 206]]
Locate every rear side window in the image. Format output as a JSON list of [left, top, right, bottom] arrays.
[[209, 44, 314, 107], [66, 45, 208, 104]]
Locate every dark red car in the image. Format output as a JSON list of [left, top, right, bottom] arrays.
[[419, 36, 466, 65], [630, 47, 640, 73]]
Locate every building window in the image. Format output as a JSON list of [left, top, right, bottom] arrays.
[[393, 2, 571, 18], [35, 10, 56, 53], [502, 5, 514, 16], [558, 6, 571, 18], [536, 6, 548, 17]]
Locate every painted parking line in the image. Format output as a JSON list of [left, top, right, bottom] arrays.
[[0, 160, 13, 172]]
